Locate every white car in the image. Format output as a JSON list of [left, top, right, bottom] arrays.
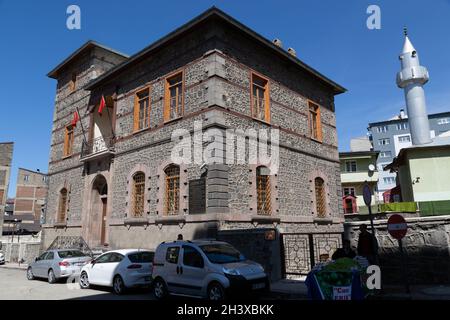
[[79, 249, 154, 294], [0, 252, 5, 265]]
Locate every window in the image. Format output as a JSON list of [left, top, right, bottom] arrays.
[[383, 177, 396, 184], [438, 118, 449, 125], [308, 101, 322, 141], [164, 72, 183, 121], [345, 161, 357, 172], [94, 253, 113, 264], [183, 246, 204, 268], [251, 73, 270, 122], [42, 176, 48, 183], [46, 252, 54, 260], [398, 135, 411, 143], [380, 151, 392, 158], [165, 165, 180, 215], [376, 126, 388, 133], [23, 175, 30, 182], [133, 87, 151, 131], [131, 172, 145, 217], [256, 166, 271, 215], [57, 188, 68, 223], [63, 125, 74, 157], [378, 138, 390, 145], [200, 244, 245, 264], [128, 251, 154, 263], [57, 250, 86, 259], [165, 247, 180, 264], [314, 177, 326, 218], [396, 123, 408, 130], [69, 73, 77, 92], [343, 187, 355, 197]]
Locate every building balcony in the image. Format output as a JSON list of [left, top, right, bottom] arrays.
[[340, 171, 379, 184], [80, 136, 115, 162]]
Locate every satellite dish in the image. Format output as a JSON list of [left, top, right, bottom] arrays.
[[368, 164, 375, 172]]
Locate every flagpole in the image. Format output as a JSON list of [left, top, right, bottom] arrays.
[[105, 102, 115, 138], [75, 106, 88, 144]]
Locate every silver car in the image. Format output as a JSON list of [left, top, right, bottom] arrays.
[[152, 240, 269, 300], [27, 249, 92, 283]]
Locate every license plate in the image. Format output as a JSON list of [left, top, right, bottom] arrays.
[[252, 282, 265, 290]]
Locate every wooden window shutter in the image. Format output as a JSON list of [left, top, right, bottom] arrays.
[[264, 80, 271, 123], [317, 105, 323, 142], [133, 93, 139, 132], [164, 80, 170, 122]]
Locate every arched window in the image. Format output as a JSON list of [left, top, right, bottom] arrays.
[[132, 172, 145, 217], [314, 177, 326, 218], [58, 188, 68, 223], [165, 165, 180, 215], [257, 166, 271, 215]]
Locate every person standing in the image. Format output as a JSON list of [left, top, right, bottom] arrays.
[[357, 224, 378, 264]]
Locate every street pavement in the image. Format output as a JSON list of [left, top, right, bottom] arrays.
[[0, 268, 155, 300], [0, 267, 305, 300]]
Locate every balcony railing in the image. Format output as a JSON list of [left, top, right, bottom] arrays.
[[81, 136, 115, 160]]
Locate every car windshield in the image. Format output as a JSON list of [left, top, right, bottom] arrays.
[[200, 244, 245, 264], [58, 250, 86, 258]]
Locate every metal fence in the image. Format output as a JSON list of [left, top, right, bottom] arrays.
[[280, 232, 343, 277]]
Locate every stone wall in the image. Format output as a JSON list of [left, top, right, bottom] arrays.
[[345, 215, 450, 285]]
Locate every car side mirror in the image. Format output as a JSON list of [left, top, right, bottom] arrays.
[[34, 258, 38, 262]]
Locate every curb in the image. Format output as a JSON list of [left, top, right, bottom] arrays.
[[0, 264, 28, 271]]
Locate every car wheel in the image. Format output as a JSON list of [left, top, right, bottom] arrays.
[[26, 267, 35, 280], [48, 269, 57, 284], [153, 278, 168, 300], [113, 275, 126, 295], [79, 272, 90, 289], [208, 282, 226, 301]]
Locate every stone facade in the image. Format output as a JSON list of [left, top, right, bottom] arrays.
[[42, 9, 345, 277], [0, 142, 14, 237], [345, 216, 450, 284]]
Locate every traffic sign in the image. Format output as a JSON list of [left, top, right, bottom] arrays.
[[387, 214, 408, 240], [363, 183, 372, 206]]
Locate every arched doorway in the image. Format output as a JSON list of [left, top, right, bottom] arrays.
[[90, 175, 108, 246]]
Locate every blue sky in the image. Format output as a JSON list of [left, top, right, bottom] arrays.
[[1, 0, 450, 197]]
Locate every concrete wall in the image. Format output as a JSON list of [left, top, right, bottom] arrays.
[[345, 215, 450, 284], [408, 148, 450, 201]]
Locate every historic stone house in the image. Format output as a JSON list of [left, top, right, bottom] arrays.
[[43, 8, 346, 278]]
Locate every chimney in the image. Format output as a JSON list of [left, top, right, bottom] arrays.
[[287, 47, 297, 57], [272, 39, 283, 48], [400, 109, 406, 119]]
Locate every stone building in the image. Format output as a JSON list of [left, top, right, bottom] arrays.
[[42, 8, 346, 277], [0, 142, 14, 236]]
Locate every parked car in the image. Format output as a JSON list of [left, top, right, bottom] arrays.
[[79, 249, 154, 295], [152, 240, 269, 300], [0, 252, 5, 265], [27, 249, 92, 283]]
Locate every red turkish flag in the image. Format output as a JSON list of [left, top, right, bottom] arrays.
[[98, 95, 106, 115], [71, 111, 79, 126]]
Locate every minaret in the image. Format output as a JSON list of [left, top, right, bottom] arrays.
[[396, 28, 431, 145]]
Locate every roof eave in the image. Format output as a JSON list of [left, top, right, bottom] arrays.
[[47, 40, 129, 79], [85, 7, 346, 94]]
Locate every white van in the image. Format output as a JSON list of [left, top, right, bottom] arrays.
[[152, 240, 269, 300]]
